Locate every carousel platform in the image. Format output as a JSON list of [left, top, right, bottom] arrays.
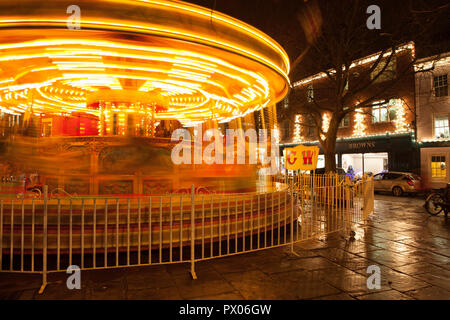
[[0, 183, 292, 255]]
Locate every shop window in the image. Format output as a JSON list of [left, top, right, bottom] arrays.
[[431, 156, 446, 178], [372, 102, 397, 123], [383, 158, 388, 171], [433, 74, 448, 97], [434, 115, 449, 139]]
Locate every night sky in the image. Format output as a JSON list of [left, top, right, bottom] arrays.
[[184, 0, 450, 79]]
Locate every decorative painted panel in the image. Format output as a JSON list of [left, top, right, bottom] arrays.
[[99, 180, 133, 195]]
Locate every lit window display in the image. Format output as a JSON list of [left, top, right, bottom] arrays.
[[431, 155, 447, 178]]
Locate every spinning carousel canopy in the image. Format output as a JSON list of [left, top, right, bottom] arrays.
[[0, 0, 290, 126]]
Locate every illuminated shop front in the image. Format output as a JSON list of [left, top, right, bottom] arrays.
[[281, 98, 419, 175], [281, 132, 419, 176]]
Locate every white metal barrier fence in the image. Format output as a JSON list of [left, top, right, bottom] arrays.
[[0, 176, 374, 293]]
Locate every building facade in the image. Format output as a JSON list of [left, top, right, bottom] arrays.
[[416, 52, 450, 189], [280, 43, 418, 177]]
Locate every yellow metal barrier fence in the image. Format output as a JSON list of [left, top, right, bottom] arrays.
[[0, 174, 374, 293]]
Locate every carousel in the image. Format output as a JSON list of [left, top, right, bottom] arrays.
[[0, 0, 291, 254]]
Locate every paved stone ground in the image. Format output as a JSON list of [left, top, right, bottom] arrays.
[[1, 194, 449, 300]]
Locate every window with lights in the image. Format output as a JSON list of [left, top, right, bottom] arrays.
[[371, 102, 397, 123], [431, 156, 446, 178], [339, 114, 350, 127], [434, 114, 449, 139], [433, 74, 448, 97], [339, 107, 350, 127]]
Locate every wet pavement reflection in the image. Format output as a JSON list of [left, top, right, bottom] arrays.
[[0, 194, 449, 300]]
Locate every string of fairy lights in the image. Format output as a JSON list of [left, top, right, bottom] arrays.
[[293, 99, 411, 143], [0, 41, 280, 127], [290, 42, 418, 144], [0, 39, 279, 126]]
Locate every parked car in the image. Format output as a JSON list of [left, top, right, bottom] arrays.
[[372, 171, 422, 196], [354, 171, 373, 181]]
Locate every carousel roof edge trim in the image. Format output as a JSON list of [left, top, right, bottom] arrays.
[[0, 0, 290, 83]]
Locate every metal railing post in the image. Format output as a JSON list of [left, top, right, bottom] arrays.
[[38, 185, 48, 294], [289, 177, 300, 256], [190, 184, 197, 280], [290, 178, 295, 254], [345, 185, 352, 237]]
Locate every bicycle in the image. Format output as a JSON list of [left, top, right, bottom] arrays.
[[424, 185, 450, 217]]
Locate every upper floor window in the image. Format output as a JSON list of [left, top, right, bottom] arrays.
[[371, 56, 397, 83], [307, 84, 314, 103], [339, 114, 350, 127], [305, 114, 316, 137], [339, 107, 350, 127], [282, 119, 291, 140], [372, 102, 397, 123], [283, 97, 289, 108], [433, 74, 448, 97], [434, 114, 449, 139]]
